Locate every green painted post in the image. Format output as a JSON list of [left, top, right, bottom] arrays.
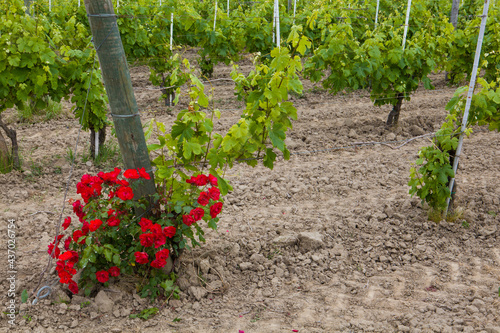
[[84, 0, 156, 204]]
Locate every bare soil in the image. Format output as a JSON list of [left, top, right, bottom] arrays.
[[0, 59, 499, 333]]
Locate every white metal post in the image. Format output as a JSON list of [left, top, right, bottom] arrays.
[[95, 131, 99, 158], [375, 0, 380, 27], [214, 0, 218, 31], [293, 0, 296, 24], [170, 13, 173, 51], [49, 0, 51, 11], [272, 0, 276, 44], [227, 0, 229, 16], [276, 0, 280, 49], [401, 0, 412, 51], [445, 0, 490, 215]]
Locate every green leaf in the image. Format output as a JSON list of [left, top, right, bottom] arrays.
[[21, 290, 28, 303]]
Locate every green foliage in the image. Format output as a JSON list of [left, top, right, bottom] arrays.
[[409, 79, 500, 214], [130, 307, 159, 320], [304, 2, 453, 123]]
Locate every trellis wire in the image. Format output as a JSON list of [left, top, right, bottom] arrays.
[[444, 0, 490, 216], [401, 0, 412, 51]]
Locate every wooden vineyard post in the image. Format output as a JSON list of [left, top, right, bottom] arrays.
[[445, 0, 490, 216], [84, 0, 157, 204]]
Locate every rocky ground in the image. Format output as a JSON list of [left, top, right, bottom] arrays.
[[0, 57, 499, 332]]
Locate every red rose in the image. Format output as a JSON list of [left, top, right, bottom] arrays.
[[116, 186, 134, 201], [62, 217, 71, 230], [107, 209, 115, 217], [150, 259, 166, 268], [68, 251, 79, 263], [72, 200, 85, 220], [154, 233, 166, 248], [208, 174, 218, 186], [198, 191, 210, 206], [150, 223, 162, 235], [58, 251, 74, 261], [124, 169, 140, 179], [195, 174, 208, 186], [64, 237, 71, 251], [163, 226, 176, 238], [208, 187, 220, 201], [138, 167, 151, 180], [134, 252, 149, 264], [108, 266, 120, 277], [107, 216, 120, 227], [89, 219, 103, 232], [191, 207, 205, 221], [47, 243, 60, 258], [96, 270, 109, 283], [81, 221, 90, 235], [210, 202, 223, 218], [140, 233, 155, 247], [72, 230, 85, 244], [156, 249, 170, 261], [139, 218, 153, 232], [68, 280, 79, 294], [99, 167, 121, 183], [182, 214, 195, 226]]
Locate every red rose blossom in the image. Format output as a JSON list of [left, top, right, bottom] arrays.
[[58, 251, 74, 261], [108, 266, 120, 277], [140, 233, 155, 247], [116, 186, 134, 201], [156, 249, 170, 261], [210, 202, 223, 218], [191, 207, 205, 221], [208, 187, 220, 201], [89, 219, 103, 232], [163, 226, 176, 238], [123, 169, 140, 179], [134, 252, 149, 264], [47, 243, 60, 258], [150, 259, 166, 268], [182, 215, 195, 226], [139, 218, 153, 232], [72, 230, 85, 244], [68, 280, 79, 294], [208, 174, 218, 186], [153, 233, 166, 248], [62, 217, 71, 230], [107, 216, 120, 227], [64, 237, 71, 251], [198, 191, 210, 206], [96, 270, 109, 283], [138, 167, 151, 179]]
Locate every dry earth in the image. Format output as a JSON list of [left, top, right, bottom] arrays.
[[0, 57, 499, 333]]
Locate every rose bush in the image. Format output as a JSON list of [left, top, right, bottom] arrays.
[[48, 167, 224, 299]]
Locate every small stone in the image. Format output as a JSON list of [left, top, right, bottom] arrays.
[[199, 259, 211, 275], [465, 305, 479, 314], [397, 325, 410, 332], [311, 254, 322, 262], [70, 319, 78, 328], [272, 234, 298, 247], [298, 232, 324, 252], [94, 290, 114, 313], [121, 308, 131, 317], [85, 161, 92, 167], [113, 309, 121, 318], [250, 253, 266, 264], [169, 299, 182, 308], [189, 286, 207, 301], [239, 262, 253, 270], [69, 304, 80, 311], [386, 132, 396, 141], [111, 329, 122, 333], [479, 225, 497, 236], [90, 311, 99, 320], [485, 325, 500, 333], [472, 298, 485, 308]]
